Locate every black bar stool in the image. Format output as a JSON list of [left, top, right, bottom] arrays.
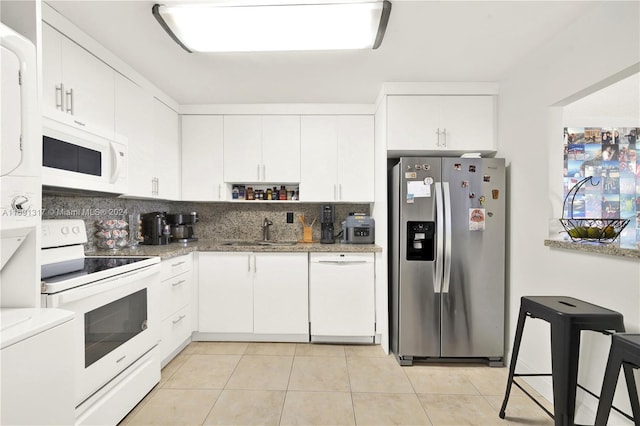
[[499, 296, 625, 426], [594, 334, 640, 425]]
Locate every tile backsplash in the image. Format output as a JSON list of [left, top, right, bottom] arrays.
[[42, 195, 370, 251]]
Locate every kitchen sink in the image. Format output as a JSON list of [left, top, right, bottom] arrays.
[[221, 241, 298, 246]]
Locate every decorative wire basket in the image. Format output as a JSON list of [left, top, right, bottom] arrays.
[[559, 177, 629, 243]]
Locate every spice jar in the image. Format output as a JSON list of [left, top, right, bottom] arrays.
[[247, 187, 254, 200]]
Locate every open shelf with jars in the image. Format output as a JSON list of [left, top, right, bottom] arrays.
[[231, 184, 300, 202]]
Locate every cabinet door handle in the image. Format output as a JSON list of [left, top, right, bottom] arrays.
[[156, 177, 160, 196], [65, 89, 72, 114], [442, 128, 447, 147], [73, 120, 86, 127], [253, 255, 257, 273], [333, 184, 337, 201], [56, 84, 64, 110], [339, 184, 342, 200], [435, 128, 441, 147], [172, 314, 186, 325], [171, 260, 185, 267], [65, 88, 74, 114], [171, 279, 186, 287], [248, 255, 251, 272]]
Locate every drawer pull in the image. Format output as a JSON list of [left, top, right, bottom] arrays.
[[171, 279, 186, 287], [116, 355, 126, 363], [172, 315, 186, 325], [171, 261, 186, 267]]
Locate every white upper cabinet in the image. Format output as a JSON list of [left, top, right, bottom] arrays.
[[299, 116, 338, 201], [262, 116, 301, 183], [114, 74, 156, 198], [181, 115, 225, 201], [300, 115, 374, 202], [42, 23, 62, 112], [223, 115, 262, 183], [337, 115, 375, 202], [386, 95, 496, 155], [42, 23, 114, 134], [223, 115, 300, 184], [117, 84, 180, 200], [152, 99, 180, 200]]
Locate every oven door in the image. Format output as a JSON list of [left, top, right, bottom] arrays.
[[43, 263, 160, 406]]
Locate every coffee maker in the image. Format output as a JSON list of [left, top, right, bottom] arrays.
[[140, 212, 171, 245], [320, 204, 335, 244], [166, 212, 198, 243]]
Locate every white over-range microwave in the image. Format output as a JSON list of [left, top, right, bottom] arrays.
[[42, 115, 128, 194]]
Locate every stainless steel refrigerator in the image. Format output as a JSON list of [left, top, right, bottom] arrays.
[[389, 157, 505, 366]]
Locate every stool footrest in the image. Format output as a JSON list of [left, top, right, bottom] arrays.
[[512, 380, 554, 420], [577, 383, 635, 423], [513, 373, 552, 378]]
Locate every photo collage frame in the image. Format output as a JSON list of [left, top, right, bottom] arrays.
[[563, 127, 640, 244]]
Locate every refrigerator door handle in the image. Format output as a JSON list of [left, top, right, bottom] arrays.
[[434, 182, 444, 293], [442, 182, 452, 294]]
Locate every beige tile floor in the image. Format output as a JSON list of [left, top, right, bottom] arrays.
[[120, 342, 554, 426]]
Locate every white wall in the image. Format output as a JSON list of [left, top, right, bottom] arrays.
[[498, 2, 640, 424], [373, 96, 389, 353]]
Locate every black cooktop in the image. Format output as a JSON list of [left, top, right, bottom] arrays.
[[42, 257, 150, 283]]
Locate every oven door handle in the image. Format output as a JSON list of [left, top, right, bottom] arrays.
[[52, 266, 159, 306]]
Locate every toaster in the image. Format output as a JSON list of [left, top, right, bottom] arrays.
[[341, 213, 375, 244]]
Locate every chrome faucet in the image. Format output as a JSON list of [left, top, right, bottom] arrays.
[[262, 217, 273, 241]]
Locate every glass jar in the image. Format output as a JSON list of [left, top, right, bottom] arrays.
[[247, 187, 254, 200]]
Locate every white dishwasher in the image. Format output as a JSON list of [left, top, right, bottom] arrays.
[[309, 252, 375, 343]]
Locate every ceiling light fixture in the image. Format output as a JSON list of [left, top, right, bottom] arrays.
[[152, 1, 392, 53]]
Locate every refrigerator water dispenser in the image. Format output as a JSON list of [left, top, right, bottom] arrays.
[[406, 221, 435, 261]]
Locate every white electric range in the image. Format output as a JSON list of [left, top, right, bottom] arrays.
[[41, 219, 162, 426]]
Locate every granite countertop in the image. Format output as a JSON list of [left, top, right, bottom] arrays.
[[88, 239, 382, 260], [544, 239, 640, 259]]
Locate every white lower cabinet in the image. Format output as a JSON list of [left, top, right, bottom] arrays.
[[253, 253, 309, 335], [198, 252, 254, 334], [1, 314, 75, 426], [197, 252, 309, 341], [309, 253, 375, 342], [158, 254, 193, 366], [160, 305, 191, 361]]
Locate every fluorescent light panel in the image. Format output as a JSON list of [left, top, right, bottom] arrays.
[[153, 2, 391, 52]]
